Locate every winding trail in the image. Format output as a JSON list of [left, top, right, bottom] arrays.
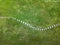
[[0, 16, 60, 31]]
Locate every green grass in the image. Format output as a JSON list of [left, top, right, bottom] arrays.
[[0, 0, 60, 45]]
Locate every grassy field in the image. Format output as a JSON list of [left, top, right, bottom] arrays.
[[0, 0, 60, 45]]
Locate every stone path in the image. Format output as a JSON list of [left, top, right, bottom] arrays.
[[0, 16, 60, 31]]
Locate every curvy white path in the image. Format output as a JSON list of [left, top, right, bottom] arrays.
[[0, 16, 60, 31]]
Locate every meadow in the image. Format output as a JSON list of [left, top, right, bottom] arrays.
[[0, 0, 60, 45]]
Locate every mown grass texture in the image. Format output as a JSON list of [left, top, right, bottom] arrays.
[[0, 0, 60, 45]]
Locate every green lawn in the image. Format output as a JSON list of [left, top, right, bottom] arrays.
[[0, 0, 60, 45]]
